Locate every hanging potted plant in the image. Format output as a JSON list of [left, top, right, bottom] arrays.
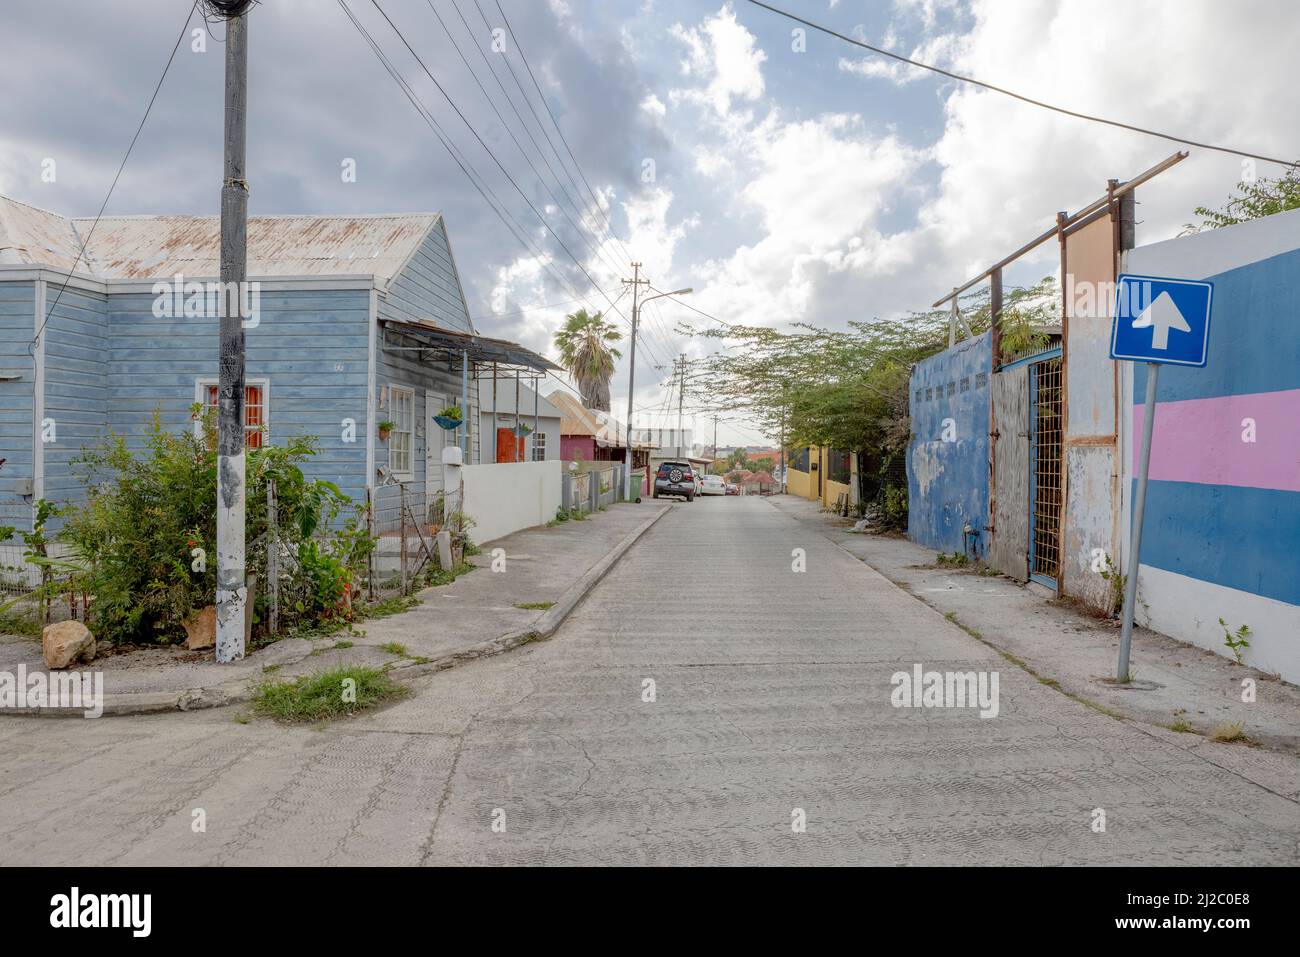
[[434, 404, 463, 430], [377, 419, 395, 442], [513, 422, 534, 438]]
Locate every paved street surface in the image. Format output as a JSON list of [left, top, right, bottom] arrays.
[[2, 497, 1298, 865]]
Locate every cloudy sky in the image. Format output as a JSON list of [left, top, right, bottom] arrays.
[[2, 0, 1296, 445]]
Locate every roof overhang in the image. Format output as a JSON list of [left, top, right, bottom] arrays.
[[380, 318, 562, 374]]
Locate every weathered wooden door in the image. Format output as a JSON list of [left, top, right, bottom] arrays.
[[990, 367, 1030, 580]]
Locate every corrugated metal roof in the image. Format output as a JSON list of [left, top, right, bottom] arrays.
[[381, 318, 562, 373], [548, 390, 658, 449], [0, 194, 437, 281], [0, 196, 86, 271]]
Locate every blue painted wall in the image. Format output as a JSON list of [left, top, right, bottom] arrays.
[[373, 215, 479, 529], [0, 281, 35, 531], [1132, 245, 1300, 604], [1, 214, 486, 536], [42, 282, 108, 514], [378, 217, 472, 334], [907, 331, 991, 557]]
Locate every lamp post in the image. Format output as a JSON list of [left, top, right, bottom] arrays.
[[623, 283, 692, 501]]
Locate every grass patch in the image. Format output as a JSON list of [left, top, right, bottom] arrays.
[[1210, 720, 1247, 743], [0, 611, 42, 637], [253, 665, 408, 723], [514, 601, 555, 611], [378, 641, 408, 657], [335, 639, 354, 649], [1166, 718, 1194, 733], [935, 551, 969, 567], [359, 595, 419, 619], [423, 562, 476, 588], [262, 663, 282, 674]]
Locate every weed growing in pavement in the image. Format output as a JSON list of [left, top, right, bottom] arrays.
[[378, 641, 408, 657], [1219, 618, 1252, 664], [422, 562, 476, 588], [1167, 718, 1194, 733], [1210, 720, 1247, 743], [253, 665, 407, 723], [514, 601, 555, 610], [936, 551, 969, 567]]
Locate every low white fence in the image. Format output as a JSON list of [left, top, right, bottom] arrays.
[[461, 460, 562, 544]]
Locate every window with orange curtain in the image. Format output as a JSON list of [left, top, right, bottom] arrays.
[[201, 381, 267, 448]]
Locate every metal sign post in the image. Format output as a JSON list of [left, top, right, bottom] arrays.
[[1117, 362, 1158, 682], [1109, 272, 1213, 682]]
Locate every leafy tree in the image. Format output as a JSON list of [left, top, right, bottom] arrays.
[[1188, 163, 1300, 232], [691, 277, 1058, 521], [553, 308, 623, 411]]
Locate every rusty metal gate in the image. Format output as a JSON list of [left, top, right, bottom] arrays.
[[989, 366, 1030, 580], [1029, 356, 1064, 587]]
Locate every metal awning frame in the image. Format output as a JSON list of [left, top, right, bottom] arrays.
[[379, 319, 561, 376]]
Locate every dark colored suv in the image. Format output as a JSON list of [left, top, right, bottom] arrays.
[[653, 461, 696, 502]]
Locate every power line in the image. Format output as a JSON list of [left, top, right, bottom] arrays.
[[426, 0, 632, 289], [339, 2, 570, 296], [366, 0, 633, 324], [746, 0, 1297, 167], [339, 0, 619, 338], [31, 0, 199, 352], [487, 0, 687, 361], [367, 0, 687, 376]]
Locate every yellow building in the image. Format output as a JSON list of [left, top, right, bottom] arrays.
[[787, 446, 856, 512]]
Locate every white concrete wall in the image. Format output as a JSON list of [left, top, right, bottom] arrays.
[[461, 460, 562, 544]]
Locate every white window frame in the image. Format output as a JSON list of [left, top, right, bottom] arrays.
[[531, 429, 546, 461], [388, 383, 415, 479], [194, 377, 270, 447]]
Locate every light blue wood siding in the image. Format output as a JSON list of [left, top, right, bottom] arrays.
[[42, 282, 108, 513], [378, 217, 472, 333], [374, 216, 479, 529], [0, 281, 35, 531], [374, 341, 466, 531], [101, 287, 373, 509]]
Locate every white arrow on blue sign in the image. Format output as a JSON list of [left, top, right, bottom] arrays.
[[1109, 273, 1213, 367]]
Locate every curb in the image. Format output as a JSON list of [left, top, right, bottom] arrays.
[[385, 502, 671, 683], [10, 503, 672, 718]]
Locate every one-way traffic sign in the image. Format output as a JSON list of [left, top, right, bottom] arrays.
[[1110, 273, 1213, 367]]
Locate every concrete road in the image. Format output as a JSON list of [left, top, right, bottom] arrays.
[[2, 497, 1298, 865]]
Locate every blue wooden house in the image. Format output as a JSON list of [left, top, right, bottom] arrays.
[[0, 193, 558, 539]]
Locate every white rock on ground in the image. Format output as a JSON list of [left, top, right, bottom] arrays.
[[41, 620, 96, 669]]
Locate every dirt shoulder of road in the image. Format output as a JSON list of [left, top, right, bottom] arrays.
[[768, 494, 1300, 803]]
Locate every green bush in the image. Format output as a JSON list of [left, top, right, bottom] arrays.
[[58, 412, 374, 646]]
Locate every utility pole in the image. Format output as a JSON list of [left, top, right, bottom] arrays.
[[712, 414, 718, 464], [621, 272, 693, 496], [621, 263, 644, 501], [214, 1, 251, 663], [676, 356, 686, 458]]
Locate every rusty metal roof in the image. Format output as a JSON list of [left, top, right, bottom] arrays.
[[0, 196, 86, 271], [0, 193, 438, 281]]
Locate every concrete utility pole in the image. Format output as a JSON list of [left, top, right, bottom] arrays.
[[676, 356, 685, 457], [215, 2, 251, 663], [622, 262, 642, 501], [621, 272, 693, 496]]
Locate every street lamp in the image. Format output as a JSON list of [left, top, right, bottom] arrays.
[[624, 281, 693, 501]]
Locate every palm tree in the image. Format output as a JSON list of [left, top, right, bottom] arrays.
[[553, 308, 623, 411]]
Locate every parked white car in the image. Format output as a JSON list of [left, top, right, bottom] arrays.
[[700, 475, 727, 496]]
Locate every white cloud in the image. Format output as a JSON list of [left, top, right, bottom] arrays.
[[668, 4, 766, 118], [641, 93, 667, 117]]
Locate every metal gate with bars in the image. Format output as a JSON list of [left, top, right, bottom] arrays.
[[1029, 356, 1063, 587]]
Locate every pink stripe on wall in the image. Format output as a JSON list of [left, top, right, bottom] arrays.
[[1133, 389, 1300, 492]]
